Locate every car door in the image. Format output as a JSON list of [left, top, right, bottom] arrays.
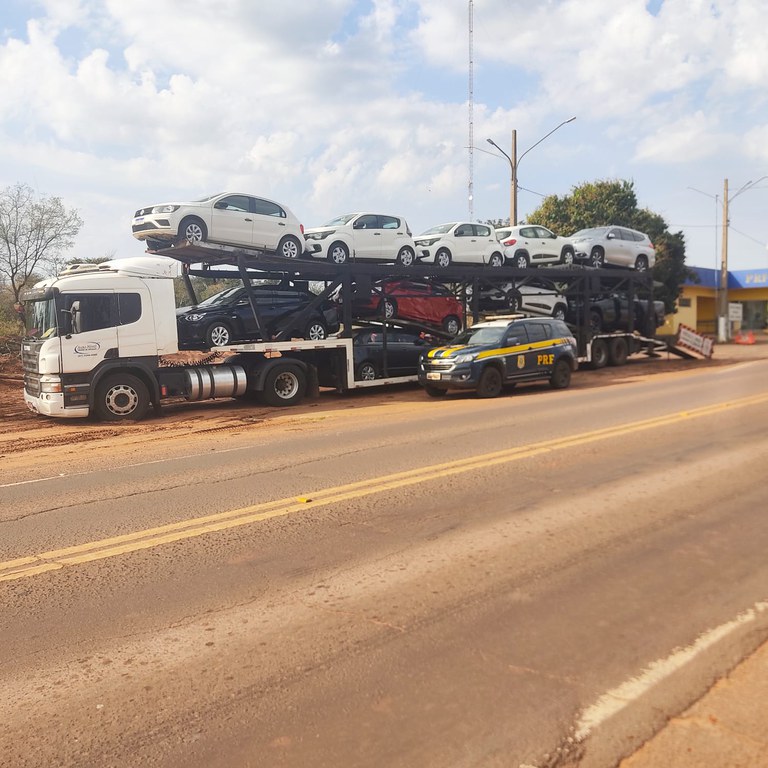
[[517, 226, 541, 262], [604, 227, 630, 266], [521, 320, 555, 378], [473, 224, 498, 263], [209, 194, 254, 246], [351, 214, 383, 260], [451, 223, 478, 264], [251, 197, 289, 250], [534, 226, 561, 262], [234, 287, 272, 339], [499, 324, 530, 382]]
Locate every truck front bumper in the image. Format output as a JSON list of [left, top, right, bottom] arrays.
[[24, 390, 89, 418]]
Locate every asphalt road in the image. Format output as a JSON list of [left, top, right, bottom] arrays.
[[2, 358, 768, 768]]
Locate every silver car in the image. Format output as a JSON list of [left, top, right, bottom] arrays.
[[569, 226, 655, 271]]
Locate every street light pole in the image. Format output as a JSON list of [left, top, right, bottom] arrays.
[[487, 116, 575, 226], [719, 179, 729, 342]]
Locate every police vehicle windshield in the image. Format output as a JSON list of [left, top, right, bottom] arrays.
[[451, 325, 506, 347]]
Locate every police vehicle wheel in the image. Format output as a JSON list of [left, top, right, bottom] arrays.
[[549, 359, 572, 389], [424, 384, 447, 397], [95, 374, 150, 421], [477, 366, 503, 398], [261, 365, 306, 406]]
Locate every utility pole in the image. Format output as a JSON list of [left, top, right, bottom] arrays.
[[510, 130, 517, 226], [719, 178, 729, 342]]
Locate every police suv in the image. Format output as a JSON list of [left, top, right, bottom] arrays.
[[418, 316, 578, 398]]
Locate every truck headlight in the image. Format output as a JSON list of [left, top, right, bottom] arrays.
[[40, 377, 63, 393]]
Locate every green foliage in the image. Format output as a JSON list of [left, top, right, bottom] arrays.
[[483, 218, 510, 229], [527, 179, 695, 313], [173, 276, 240, 307]]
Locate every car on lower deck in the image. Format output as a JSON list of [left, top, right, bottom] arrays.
[[418, 316, 577, 398], [131, 192, 307, 259], [468, 276, 568, 319], [176, 281, 340, 349], [352, 327, 435, 381], [566, 293, 665, 334]]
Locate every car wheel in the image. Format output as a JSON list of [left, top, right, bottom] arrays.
[[561, 248, 575, 266], [261, 364, 306, 406], [278, 235, 302, 260], [356, 361, 377, 381], [589, 311, 603, 333], [424, 384, 447, 398], [552, 304, 567, 321], [476, 366, 503, 398], [514, 252, 529, 269], [177, 217, 207, 244], [327, 241, 349, 264], [549, 359, 572, 389], [608, 337, 629, 366], [590, 247, 604, 268], [442, 315, 461, 336], [396, 246, 415, 267], [94, 374, 150, 421], [305, 319, 327, 340], [436, 248, 452, 268], [206, 322, 232, 347], [506, 290, 522, 312], [488, 252, 504, 267], [635, 255, 649, 272], [589, 338, 609, 369], [381, 298, 397, 320]]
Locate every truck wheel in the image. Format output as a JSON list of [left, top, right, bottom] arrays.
[[589, 339, 609, 369], [608, 337, 629, 366], [477, 367, 503, 398], [305, 319, 327, 340], [396, 246, 415, 267], [206, 322, 233, 347], [94, 374, 150, 421], [177, 216, 207, 244], [549, 359, 572, 389], [278, 235, 302, 259], [261, 364, 306, 406], [442, 315, 460, 336], [436, 248, 452, 268], [356, 361, 377, 381], [327, 242, 349, 264], [424, 384, 447, 397]]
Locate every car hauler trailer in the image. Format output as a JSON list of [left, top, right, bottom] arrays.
[[19, 242, 665, 421]]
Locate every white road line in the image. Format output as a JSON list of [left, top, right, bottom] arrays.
[[574, 600, 768, 741]]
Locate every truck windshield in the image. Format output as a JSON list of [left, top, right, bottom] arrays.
[[22, 297, 59, 339]]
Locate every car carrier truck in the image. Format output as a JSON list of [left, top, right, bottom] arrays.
[[19, 244, 665, 421]]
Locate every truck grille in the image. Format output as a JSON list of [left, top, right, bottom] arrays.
[[24, 373, 42, 396]]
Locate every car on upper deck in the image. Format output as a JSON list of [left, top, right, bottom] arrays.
[[131, 192, 306, 260], [418, 316, 577, 398], [414, 222, 504, 267], [498, 225, 575, 268], [568, 226, 655, 270]]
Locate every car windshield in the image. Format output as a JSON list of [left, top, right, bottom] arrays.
[[419, 223, 456, 236], [570, 227, 606, 239], [323, 213, 359, 227], [451, 326, 506, 346], [195, 287, 244, 307]]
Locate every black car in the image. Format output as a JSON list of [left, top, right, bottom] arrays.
[[566, 293, 665, 334], [177, 282, 340, 349], [353, 327, 434, 380]]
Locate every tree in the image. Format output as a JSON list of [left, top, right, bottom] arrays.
[[0, 183, 83, 302], [526, 179, 695, 312]]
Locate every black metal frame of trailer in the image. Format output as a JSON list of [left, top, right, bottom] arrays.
[[154, 242, 661, 357]]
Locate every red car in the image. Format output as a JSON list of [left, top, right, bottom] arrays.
[[345, 279, 464, 336]]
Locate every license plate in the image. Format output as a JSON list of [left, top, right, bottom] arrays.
[[426, 372, 441, 380], [134, 216, 144, 223]]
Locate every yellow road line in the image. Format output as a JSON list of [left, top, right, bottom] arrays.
[[3, 392, 767, 583]]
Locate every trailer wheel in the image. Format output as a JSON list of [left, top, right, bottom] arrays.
[[177, 216, 207, 244], [424, 384, 447, 398], [549, 359, 572, 389], [396, 246, 415, 267], [278, 235, 302, 260], [327, 242, 349, 264], [94, 374, 150, 421], [304, 319, 327, 340], [206, 322, 233, 347], [356, 361, 377, 381], [589, 339, 609, 369], [442, 315, 461, 336], [436, 248, 452, 268], [261, 364, 306, 407], [477, 366, 503, 398], [608, 337, 629, 366]]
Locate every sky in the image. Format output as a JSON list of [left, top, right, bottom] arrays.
[[1, 0, 767, 272]]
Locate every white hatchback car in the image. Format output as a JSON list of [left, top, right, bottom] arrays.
[[497, 224, 575, 268], [131, 192, 306, 260], [304, 213, 417, 266], [414, 222, 505, 267], [469, 276, 568, 319], [569, 226, 655, 270]]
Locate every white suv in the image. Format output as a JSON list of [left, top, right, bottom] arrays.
[[497, 225, 575, 268], [569, 226, 655, 270], [414, 222, 505, 267], [131, 192, 306, 259], [304, 213, 417, 266]]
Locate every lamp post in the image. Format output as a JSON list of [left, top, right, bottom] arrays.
[[487, 116, 576, 226]]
